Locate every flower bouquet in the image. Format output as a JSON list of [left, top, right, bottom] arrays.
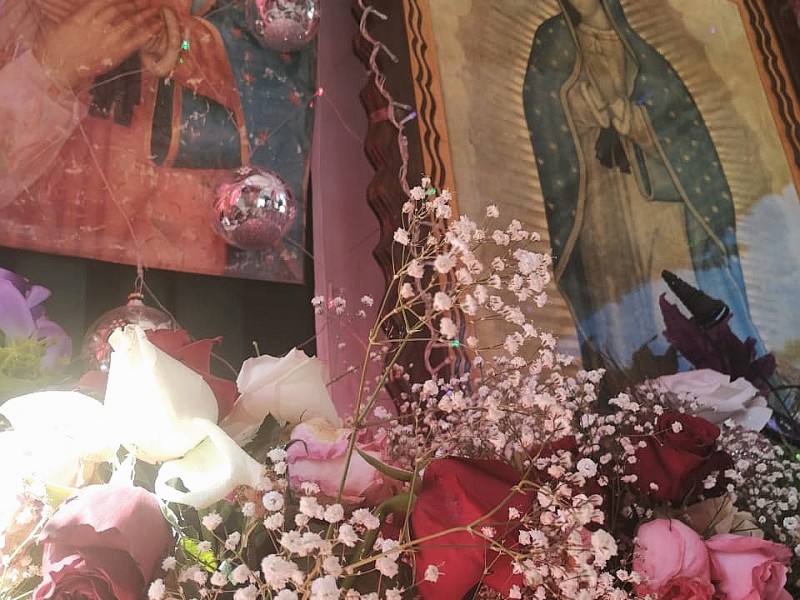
[[1, 180, 799, 600]]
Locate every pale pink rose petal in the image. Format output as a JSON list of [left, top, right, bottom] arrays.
[[633, 519, 711, 593], [706, 534, 792, 600], [286, 418, 390, 504]]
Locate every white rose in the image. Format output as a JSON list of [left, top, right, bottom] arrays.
[[221, 348, 340, 445], [656, 369, 772, 431]]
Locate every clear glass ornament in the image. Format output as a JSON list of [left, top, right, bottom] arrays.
[[246, 0, 320, 52], [81, 292, 175, 371]]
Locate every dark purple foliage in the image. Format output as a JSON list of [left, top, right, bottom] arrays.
[[660, 294, 775, 397]]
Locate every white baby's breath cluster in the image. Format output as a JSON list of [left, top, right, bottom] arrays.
[[716, 423, 800, 553], [369, 181, 636, 596], [379, 179, 588, 464], [458, 482, 635, 599], [152, 450, 403, 600], [0, 482, 50, 596], [390, 181, 552, 350]]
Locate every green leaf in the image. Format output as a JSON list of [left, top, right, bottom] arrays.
[[0, 338, 46, 380], [179, 536, 218, 572], [42, 482, 77, 507], [354, 447, 416, 483], [375, 490, 417, 515]]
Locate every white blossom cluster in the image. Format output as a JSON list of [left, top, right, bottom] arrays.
[[716, 423, 800, 552], [0, 480, 50, 594], [149, 450, 406, 600], [376, 181, 635, 596], [382, 179, 586, 465]]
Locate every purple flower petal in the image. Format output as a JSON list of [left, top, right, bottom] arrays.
[[0, 279, 36, 340], [0, 267, 30, 292], [660, 294, 775, 396], [26, 284, 52, 320]]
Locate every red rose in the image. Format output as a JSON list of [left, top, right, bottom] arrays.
[[658, 413, 718, 454], [628, 412, 732, 504], [33, 484, 173, 600], [410, 458, 532, 599], [657, 576, 715, 600]]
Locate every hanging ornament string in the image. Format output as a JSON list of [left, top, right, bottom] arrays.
[[354, 2, 470, 381], [357, 0, 415, 197]]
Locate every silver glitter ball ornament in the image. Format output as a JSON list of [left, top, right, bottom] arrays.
[[213, 166, 297, 250], [246, 0, 320, 53]]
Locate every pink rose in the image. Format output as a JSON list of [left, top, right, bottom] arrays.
[[33, 485, 173, 600], [706, 534, 792, 600], [655, 577, 716, 600], [633, 518, 714, 599], [286, 418, 391, 504]]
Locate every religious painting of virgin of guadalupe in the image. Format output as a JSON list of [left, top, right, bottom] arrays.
[[0, 0, 317, 283], [402, 0, 800, 382], [523, 0, 765, 377]]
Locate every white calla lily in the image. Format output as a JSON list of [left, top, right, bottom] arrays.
[[222, 348, 341, 445], [155, 418, 264, 509], [103, 325, 264, 508], [104, 325, 219, 463]]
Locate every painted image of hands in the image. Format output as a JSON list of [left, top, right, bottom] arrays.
[[32, 0, 167, 91]]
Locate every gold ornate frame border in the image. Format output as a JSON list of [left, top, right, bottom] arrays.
[[738, 0, 800, 179]]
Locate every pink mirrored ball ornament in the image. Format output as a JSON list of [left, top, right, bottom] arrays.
[[213, 166, 297, 250], [246, 0, 320, 52]]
